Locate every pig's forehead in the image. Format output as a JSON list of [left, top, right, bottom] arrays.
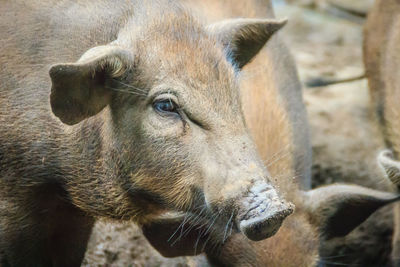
[[124, 5, 239, 93], [137, 37, 239, 94]]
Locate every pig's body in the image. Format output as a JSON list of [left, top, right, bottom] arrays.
[[365, 0, 400, 265], [0, 2, 130, 265]]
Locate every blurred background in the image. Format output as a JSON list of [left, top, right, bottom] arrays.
[[83, 1, 393, 265], [274, 0, 385, 189]]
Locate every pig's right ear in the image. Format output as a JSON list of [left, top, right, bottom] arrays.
[[207, 18, 287, 69], [378, 149, 400, 187], [302, 184, 400, 240], [49, 46, 132, 125]]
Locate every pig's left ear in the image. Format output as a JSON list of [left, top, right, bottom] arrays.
[[302, 184, 400, 240], [49, 45, 132, 125], [207, 18, 287, 69]]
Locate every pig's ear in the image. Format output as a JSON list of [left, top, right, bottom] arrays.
[[302, 184, 400, 240], [49, 46, 132, 125], [141, 213, 211, 257], [378, 149, 400, 187], [207, 18, 287, 69]]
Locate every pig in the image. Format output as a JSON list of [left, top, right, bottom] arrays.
[[139, 0, 400, 266], [365, 0, 400, 265], [1, 0, 396, 266], [0, 0, 309, 265]]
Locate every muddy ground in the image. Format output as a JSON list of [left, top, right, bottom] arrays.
[[83, 1, 394, 266]]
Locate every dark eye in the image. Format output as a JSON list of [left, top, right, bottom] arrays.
[[153, 99, 178, 114]]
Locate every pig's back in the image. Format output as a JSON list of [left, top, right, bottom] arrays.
[[0, 0, 132, 179], [0, 0, 136, 148], [0, 0, 130, 106]]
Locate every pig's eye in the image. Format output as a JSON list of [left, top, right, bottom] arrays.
[[153, 99, 178, 114]]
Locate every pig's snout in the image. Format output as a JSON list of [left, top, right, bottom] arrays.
[[238, 182, 294, 241]]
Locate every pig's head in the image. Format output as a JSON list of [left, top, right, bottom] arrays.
[[48, 7, 292, 241]]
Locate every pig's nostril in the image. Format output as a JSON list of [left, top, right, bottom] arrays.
[[239, 201, 294, 241]]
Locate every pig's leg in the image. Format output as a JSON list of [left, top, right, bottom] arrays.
[[47, 205, 94, 267], [0, 185, 94, 267]]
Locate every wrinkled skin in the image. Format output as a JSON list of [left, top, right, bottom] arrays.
[[365, 0, 400, 265], [0, 0, 299, 265]]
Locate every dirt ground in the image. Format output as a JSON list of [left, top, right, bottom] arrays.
[[83, 1, 395, 266]]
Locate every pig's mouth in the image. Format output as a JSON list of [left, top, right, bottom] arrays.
[[163, 182, 294, 243], [141, 186, 294, 257], [140, 180, 294, 251], [168, 181, 295, 243]]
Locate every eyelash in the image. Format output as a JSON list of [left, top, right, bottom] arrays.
[[152, 95, 188, 127], [153, 99, 179, 114]]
